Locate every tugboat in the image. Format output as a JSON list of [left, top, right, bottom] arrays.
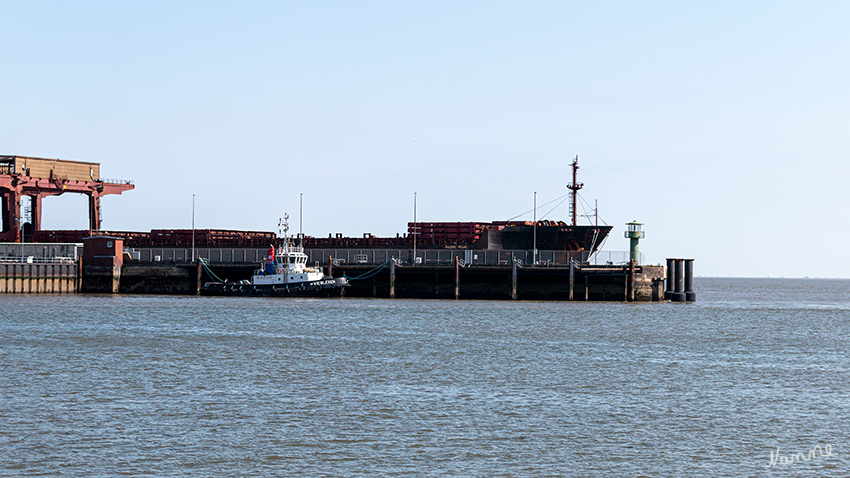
[[201, 215, 349, 297]]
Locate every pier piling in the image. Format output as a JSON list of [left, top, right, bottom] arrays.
[[684, 259, 695, 301], [673, 259, 686, 302], [584, 276, 589, 301], [511, 260, 518, 300], [195, 260, 202, 295], [665, 258, 675, 300], [389, 259, 396, 299], [454, 257, 460, 300]]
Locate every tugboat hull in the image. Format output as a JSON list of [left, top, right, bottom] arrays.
[[201, 277, 349, 297]]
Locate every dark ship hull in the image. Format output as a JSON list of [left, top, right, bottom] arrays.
[[497, 224, 612, 252]]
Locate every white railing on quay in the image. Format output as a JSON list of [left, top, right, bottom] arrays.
[[0, 256, 77, 264], [0, 243, 81, 262], [587, 251, 647, 266]]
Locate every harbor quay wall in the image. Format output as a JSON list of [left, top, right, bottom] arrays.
[[0, 241, 669, 301], [81, 265, 121, 293], [333, 263, 666, 301], [82, 262, 201, 295], [118, 264, 198, 294], [79, 261, 667, 301], [0, 262, 78, 293], [634, 266, 666, 301]]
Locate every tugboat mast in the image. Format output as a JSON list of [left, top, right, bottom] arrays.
[[567, 155, 584, 226]]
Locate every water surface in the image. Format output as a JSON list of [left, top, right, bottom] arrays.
[[1, 278, 849, 476]]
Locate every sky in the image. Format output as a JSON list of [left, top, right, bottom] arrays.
[[1, 1, 848, 278]]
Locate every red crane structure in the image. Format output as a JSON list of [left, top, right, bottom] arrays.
[[0, 155, 134, 242]]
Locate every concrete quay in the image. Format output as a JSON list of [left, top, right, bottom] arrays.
[[1, 239, 681, 302]]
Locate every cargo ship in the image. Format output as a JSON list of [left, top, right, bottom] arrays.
[[298, 220, 610, 253], [28, 156, 611, 255], [31, 219, 610, 253]]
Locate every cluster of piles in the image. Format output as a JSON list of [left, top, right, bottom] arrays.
[[665, 258, 695, 302]]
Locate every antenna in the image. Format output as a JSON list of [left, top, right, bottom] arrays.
[[279, 214, 290, 236]]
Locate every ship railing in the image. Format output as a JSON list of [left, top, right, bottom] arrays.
[[138, 247, 317, 264], [146, 247, 267, 263], [98, 178, 134, 185], [304, 249, 593, 267]]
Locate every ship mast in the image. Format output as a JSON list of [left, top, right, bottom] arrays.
[[567, 155, 583, 226], [280, 214, 290, 285]]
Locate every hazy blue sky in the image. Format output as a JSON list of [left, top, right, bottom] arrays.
[[2, 1, 848, 278]]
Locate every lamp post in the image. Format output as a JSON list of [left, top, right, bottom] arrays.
[[533, 191, 537, 265], [191, 194, 195, 262], [413, 192, 417, 265]]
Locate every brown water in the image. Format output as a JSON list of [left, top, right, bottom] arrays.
[[1, 278, 849, 476]]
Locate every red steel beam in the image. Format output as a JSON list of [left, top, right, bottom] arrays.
[[0, 174, 134, 242]]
